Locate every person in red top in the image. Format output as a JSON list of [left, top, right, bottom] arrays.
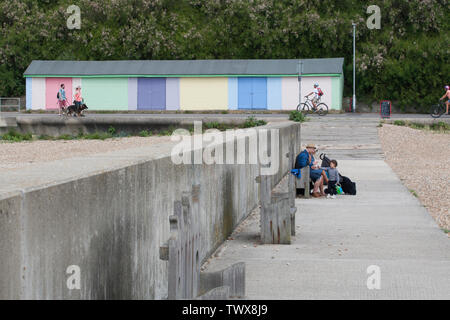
[[74, 86, 82, 111]]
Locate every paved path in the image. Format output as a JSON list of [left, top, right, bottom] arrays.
[[203, 116, 450, 299], [1, 112, 447, 121]]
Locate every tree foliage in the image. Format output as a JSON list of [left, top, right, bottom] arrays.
[[0, 0, 448, 111]]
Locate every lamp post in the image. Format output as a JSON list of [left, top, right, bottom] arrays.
[[352, 22, 356, 113], [298, 60, 303, 107]]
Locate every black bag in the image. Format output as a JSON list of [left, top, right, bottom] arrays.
[[57, 92, 60, 99], [320, 153, 331, 167], [340, 176, 356, 195]]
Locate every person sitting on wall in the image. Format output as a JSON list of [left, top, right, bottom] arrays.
[[296, 144, 328, 198]]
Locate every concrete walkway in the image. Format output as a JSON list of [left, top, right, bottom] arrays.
[[203, 116, 450, 299]]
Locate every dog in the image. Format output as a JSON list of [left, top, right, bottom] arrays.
[[65, 103, 88, 117]]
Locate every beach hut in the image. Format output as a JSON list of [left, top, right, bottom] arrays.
[[24, 58, 344, 111]]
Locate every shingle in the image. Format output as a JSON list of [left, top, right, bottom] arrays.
[[24, 58, 344, 76]]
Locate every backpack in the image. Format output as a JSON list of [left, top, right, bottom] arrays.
[[318, 88, 324, 97], [320, 153, 331, 167], [57, 91, 60, 99], [340, 176, 356, 195]]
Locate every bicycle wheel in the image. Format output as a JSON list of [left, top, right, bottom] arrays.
[[316, 103, 329, 116], [430, 103, 444, 118], [298, 103, 310, 115]]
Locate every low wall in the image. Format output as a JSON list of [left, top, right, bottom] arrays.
[[2, 116, 253, 136], [0, 121, 301, 299], [0, 116, 18, 134]]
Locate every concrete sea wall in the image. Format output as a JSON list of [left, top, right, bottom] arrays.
[[0, 121, 301, 299], [0, 116, 252, 136]]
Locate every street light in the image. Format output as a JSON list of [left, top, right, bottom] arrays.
[[298, 60, 303, 107], [352, 22, 356, 113]]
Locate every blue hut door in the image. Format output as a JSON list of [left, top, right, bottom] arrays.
[[137, 78, 166, 110], [238, 78, 267, 110]]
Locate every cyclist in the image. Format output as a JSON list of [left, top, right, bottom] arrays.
[[306, 83, 323, 110], [440, 85, 450, 115]]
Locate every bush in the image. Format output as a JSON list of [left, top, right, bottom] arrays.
[[394, 120, 406, 126], [56, 134, 74, 140], [242, 116, 267, 128], [108, 126, 116, 136], [38, 134, 53, 140], [204, 121, 221, 130], [409, 122, 425, 130], [289, 110, 306, 123], [0, 130, 32, 142], [82, 132, 112, 140], [429, 122, 449, 132], [139, 130, 151, 137], [1, 1, 447, 111]]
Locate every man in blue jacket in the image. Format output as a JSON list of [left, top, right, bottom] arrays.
[[296, 144, 327, 198]]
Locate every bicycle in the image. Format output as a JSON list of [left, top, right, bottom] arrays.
[[297, 96, 329, 116], [430, 101, 447, 118]]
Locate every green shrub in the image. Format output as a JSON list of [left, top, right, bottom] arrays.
[[242, 116, 267, 128], [82, 132, 112, 140], [0, 130, 32, 142], [289, 110, 306, 123], [1, 0, 448, 111], [38, 134, 53, 140], [203, 121, 231, 131], [56, 134, 74, 140], [394, 120, 406, 126], [139, 130, 151, 137], [204, 121, 221, 130], [108, 126, 116, 136], [409, 122, 425, 129], [429, 122, 449, 131]]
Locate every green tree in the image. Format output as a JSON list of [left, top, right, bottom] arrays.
[[0, 0, 448, 111]]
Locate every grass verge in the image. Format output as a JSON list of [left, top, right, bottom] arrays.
[[0, 130, 33, 142], [392, 121, 449, 132]]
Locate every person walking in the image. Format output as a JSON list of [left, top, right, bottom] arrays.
[[57, 84, 68, 116], [74, 86, 82, 111]]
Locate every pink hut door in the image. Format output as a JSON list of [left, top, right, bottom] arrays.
[[45, 78, 73, 110]]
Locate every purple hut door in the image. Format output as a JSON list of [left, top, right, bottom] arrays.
[[137, 78, 166, 110]]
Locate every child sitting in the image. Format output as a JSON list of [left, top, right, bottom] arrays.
[[324, 160, 340, 199]]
